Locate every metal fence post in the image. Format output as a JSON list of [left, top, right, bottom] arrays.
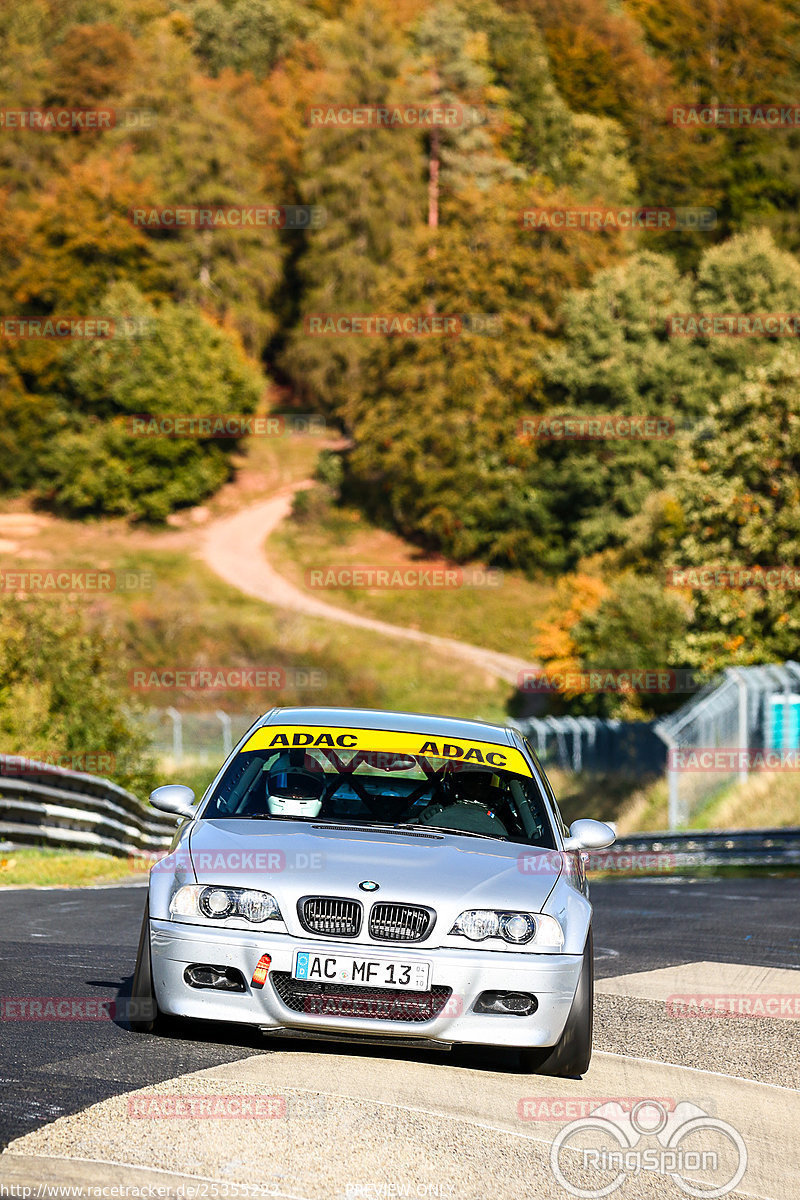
[[667, 744, 680, 830], [165, 706, 183, 764], [730, 669, 749, 783], [215, 709, 232, 757]]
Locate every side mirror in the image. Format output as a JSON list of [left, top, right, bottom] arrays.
[[563, 818, 616, 852], [149, 783, 196, 819]]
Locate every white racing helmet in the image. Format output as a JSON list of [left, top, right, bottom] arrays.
[[265, 753, 325, 818]]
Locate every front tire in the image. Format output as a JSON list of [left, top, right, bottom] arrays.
[[520, 926, 593, 1077], [128, 897, 163, 1033]]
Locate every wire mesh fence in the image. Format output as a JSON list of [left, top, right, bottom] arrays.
[[511, 716, 666, 775], [133, 663, 800, 831], [655, 661, 800, 828], [133, 708, 256, 768]]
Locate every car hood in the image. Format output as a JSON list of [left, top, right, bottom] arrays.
[[188, 819, 562, 913]]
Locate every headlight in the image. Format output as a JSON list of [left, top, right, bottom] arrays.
[[450, 909, 563, 948], [499, 913, 536, 943], [453, 910, 500, 941], [170, 885, 282, 924]]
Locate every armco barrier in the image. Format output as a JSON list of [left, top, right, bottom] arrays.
[[590, 827, 800, 871], [0, 755, 177, 858]]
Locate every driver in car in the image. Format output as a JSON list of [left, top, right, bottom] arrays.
[[262, 752, 326, 819], [416, 769, 510, 836]]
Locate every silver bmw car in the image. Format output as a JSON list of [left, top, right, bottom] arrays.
[[131, 706, 614, 1076]]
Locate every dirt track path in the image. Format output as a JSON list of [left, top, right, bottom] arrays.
[[200, 482, 532, 685]]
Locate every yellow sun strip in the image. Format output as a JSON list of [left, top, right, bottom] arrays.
[[241, 725, 531, 776]]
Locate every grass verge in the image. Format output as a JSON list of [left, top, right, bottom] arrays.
[[268, 491, 553, 660], [0, 847, 147, 887]]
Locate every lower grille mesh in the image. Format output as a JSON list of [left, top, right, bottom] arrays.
[[270, 973, 452, 1022]]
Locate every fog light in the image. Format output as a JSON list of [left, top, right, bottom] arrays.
[[474, 990, 537, 1016], [184, 964, 246, 992]]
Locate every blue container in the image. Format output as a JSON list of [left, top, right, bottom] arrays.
[[767, 695, 800, 749]]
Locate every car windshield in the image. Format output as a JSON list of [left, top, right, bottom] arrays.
[[202, 746, 556, 848]]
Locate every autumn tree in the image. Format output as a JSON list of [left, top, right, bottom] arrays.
[[280, 0, 427, 413]]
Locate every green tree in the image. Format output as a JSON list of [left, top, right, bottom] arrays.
[[666, 346, 800, 671], [569, 573, 690, 717], [537, 229, 800, 562], [509, 0, 717, 264], [628, 0, 800, 249], [177, 0, 316, 79], [0, 597, 157, 797], [38, 282, 264, 521], [341, 179, 622, 565], [113, 20, 287, 358]]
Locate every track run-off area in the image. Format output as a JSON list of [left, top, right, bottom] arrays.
[[1, 876, 798, 1200]]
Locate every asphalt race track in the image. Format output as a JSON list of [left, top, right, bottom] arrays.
[[1, 876, 799, 1199]]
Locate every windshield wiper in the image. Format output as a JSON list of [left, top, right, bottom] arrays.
[[431, 827, 509, 841]]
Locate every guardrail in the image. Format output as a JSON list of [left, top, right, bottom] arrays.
[[586, 827, 800, 872], [0, 755, 177, 858]]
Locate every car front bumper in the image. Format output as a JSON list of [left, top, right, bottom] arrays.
[[150, 918, 582, 1049]]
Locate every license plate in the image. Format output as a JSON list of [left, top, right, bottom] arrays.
[[292, 951, 431, 991]]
